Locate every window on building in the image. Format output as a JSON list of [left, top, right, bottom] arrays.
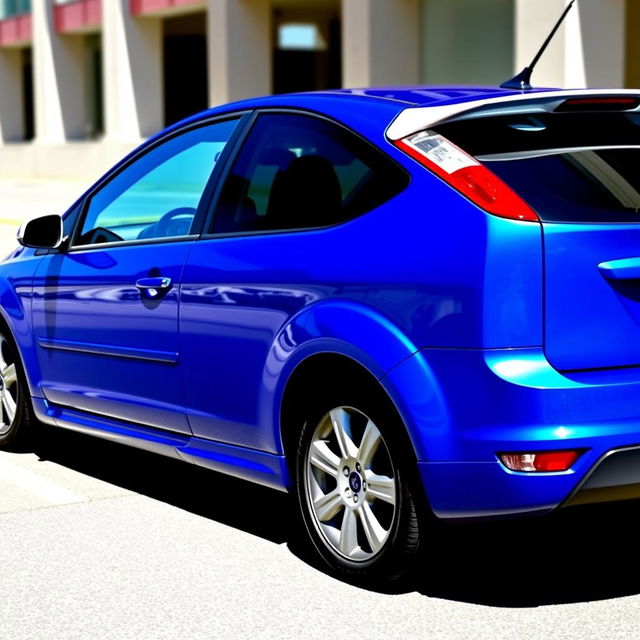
[[22, 47, 33, 141], [84, 34, 103, 138], [273, 9, 341, 94], [0, 0, 31, 19], [163, 12, 208, 127], [211, 113, 409, 235], [278, 23, 326, 51], [75, 118, 239, 247]]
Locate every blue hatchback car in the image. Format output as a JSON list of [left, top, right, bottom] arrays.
[[3, 86, 640, 582]]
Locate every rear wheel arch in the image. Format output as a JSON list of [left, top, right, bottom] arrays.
[[280, 352, 431, 582], [279, 353, 424, 498]]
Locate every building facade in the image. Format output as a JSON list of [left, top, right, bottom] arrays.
[[0, 0, 637, 179]]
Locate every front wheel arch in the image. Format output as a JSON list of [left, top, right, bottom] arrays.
[[0, 317, 38, 448]]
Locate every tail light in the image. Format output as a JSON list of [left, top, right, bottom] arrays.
[[499, 450, 584, 473], [393, 130, 539, 222]]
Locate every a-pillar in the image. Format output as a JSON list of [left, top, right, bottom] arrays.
[[341, 0, 419, 88], [102, 0, 163, 142], [514, 0, 626, 88], [207, 0, 271, 106], [32, 0, 85, 143], [0, 49, 24, 142]]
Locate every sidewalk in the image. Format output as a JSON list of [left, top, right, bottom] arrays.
[[0, 178, 88, 258]]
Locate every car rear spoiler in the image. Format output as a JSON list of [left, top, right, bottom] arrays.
[[385, 89, 640, 141]]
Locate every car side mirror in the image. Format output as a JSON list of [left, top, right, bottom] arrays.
[[17, 214, 64, 249]]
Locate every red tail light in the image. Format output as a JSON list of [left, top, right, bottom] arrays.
[[394, 131, 539, 222], [499, 450, 583, 473]]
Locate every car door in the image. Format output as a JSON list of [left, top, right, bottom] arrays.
[[179, 111, 409, 450], [32, 117, 240, 432]]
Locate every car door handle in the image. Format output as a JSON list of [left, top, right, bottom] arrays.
[[598, 258, 640, 281], [135, 277, 172, 298]]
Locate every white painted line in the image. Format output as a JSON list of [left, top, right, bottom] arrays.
[[0, 457, 87, 506]]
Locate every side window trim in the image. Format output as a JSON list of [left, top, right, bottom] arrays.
[[64, 112, 249, 253], [200, 108, 410, 240], [192, 110, 257, 239]]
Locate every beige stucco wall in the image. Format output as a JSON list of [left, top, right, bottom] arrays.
[[342, 0, 419, 87]]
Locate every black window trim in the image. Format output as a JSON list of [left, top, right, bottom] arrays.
[[59, 110, 252, 254], [198, 107, 411, 240]]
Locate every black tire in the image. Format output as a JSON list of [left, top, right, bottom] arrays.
[[0, 326, 36, 449], [294, 385, 421, 585]]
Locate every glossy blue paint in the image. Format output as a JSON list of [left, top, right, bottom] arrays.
[[382, 346, 640, 516], [32, 396, 189, 458], [38, 337, 178, 364], [544, 223, 640, 370], [177, 438, 289, 492], [598, 257, 640, 280], [3, 86, 640, 522], [31, 241, 195, 433], [31, 397, 289, 491]]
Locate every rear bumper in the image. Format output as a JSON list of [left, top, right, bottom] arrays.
[[419, 446, 640, 519], [563, 446, 640, 508], [382, 347, 640, 519]]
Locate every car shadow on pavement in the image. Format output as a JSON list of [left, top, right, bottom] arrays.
[[22, 426, 640, 608]]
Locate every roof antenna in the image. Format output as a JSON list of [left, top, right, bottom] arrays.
[[501, 0, 576, 91]]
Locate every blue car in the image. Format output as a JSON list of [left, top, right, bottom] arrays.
[[3, 86, 640, 582]]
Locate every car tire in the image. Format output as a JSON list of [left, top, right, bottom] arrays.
[[0, 327, 36, 449], [295, 386, 421, 584]]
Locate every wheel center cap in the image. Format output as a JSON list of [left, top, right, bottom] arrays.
[[348, 471, 362, 493]]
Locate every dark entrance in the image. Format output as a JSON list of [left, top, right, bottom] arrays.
[[273, 7, 342, 94], [163, 12, 208, 127], [22, 47, 34, 141]]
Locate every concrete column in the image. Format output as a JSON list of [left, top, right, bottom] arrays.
[[32, 0, 85, 142], [626, 0, 640, 87], [564, 0, 625, 88], [342, 0, 419, 87], [102, 0, 163, 141], [515, 0, 626, 89], [207, 0, 271, 106], [420, 0, 513, 86], [514, 0, 566, 87], [0, 49, 24, 143]]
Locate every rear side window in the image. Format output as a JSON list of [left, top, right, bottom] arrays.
[[434, 112, 640, 223], [210, 113, 408, 234]]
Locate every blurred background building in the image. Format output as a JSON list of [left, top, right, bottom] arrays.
[[0, 0, 637, 180]]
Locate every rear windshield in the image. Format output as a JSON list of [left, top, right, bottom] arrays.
[[434, 112, 640, 223]]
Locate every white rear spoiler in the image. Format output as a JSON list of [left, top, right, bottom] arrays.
[[385, 89, 640, 141]]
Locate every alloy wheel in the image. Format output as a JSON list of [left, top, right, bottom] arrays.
[[0, 334, 19, 436], [304, 406, 397, 562]]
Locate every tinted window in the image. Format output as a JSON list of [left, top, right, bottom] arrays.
[[75, 118, 238, 246], [435, 112, 640, 223], [211, 113, 408, 234]]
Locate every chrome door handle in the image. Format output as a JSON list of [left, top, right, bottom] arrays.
[[135, 277, 172, 298]]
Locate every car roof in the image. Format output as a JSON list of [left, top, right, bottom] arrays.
[[213, 85, 556, 111], [162, 85, 640, 142], [169, 85, 545, 132]]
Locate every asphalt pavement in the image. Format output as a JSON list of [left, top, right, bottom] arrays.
[[1, 179, 640, 639]]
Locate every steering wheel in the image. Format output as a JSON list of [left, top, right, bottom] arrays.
[[138, 207, 197, 240]]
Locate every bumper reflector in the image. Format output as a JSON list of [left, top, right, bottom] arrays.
[[499, 450, 583, 472]]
